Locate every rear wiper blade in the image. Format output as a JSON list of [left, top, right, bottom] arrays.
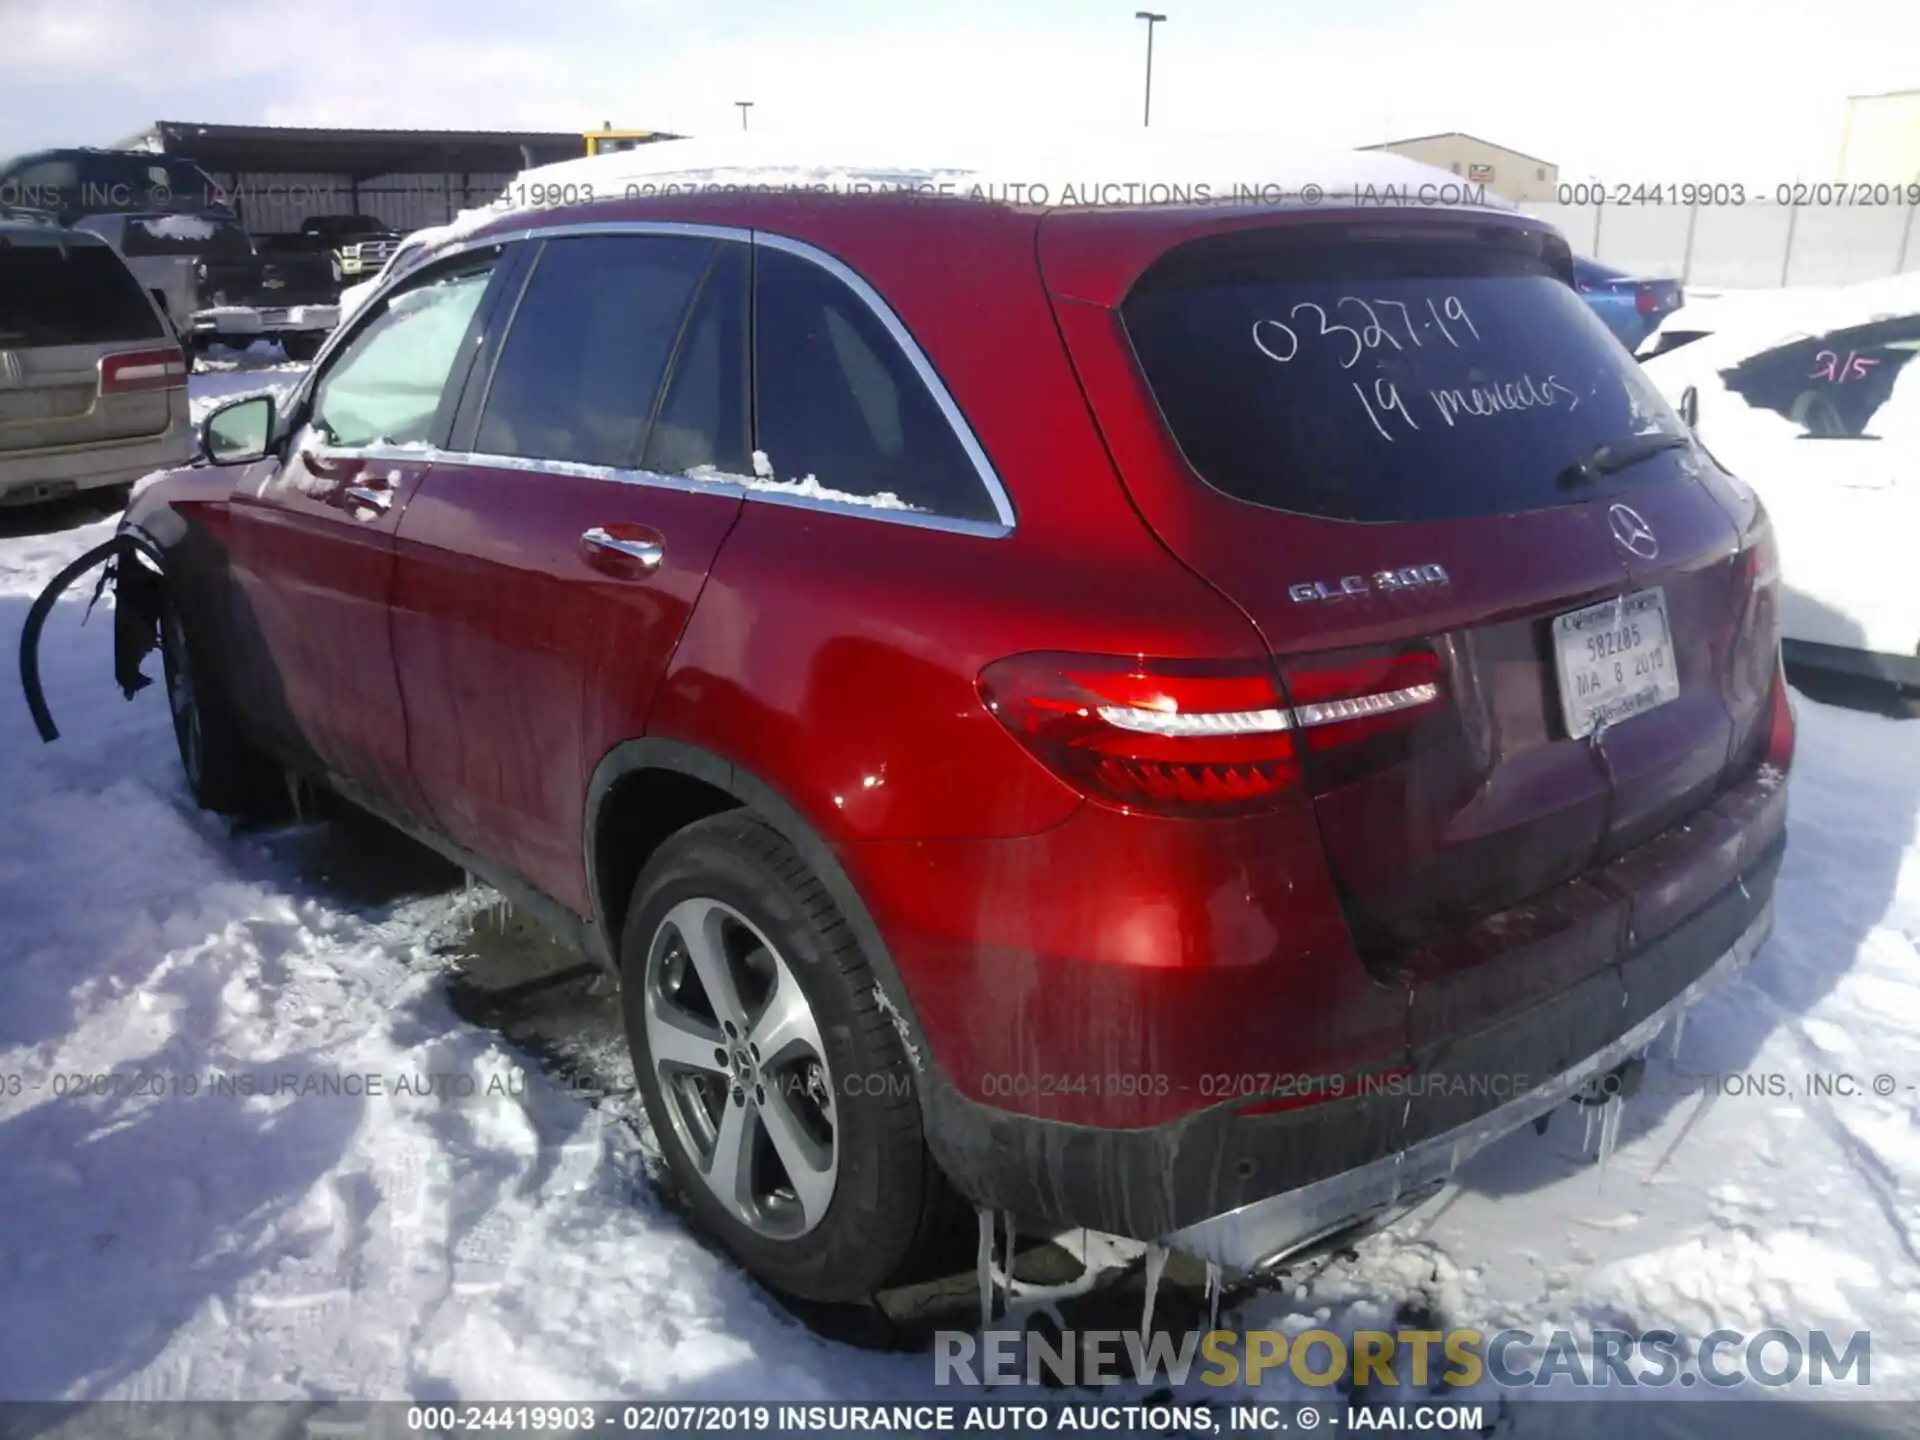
[[1558, 432, 1691, 488]]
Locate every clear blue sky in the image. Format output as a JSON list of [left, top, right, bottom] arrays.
[[1, 0, 1908, 180]]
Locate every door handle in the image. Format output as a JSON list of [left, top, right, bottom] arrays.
[[344, 485, 393, 511], [581, 526, 664, 570]]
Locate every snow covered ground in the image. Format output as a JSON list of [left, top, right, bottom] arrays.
[[1, 359, 1918, 1420]]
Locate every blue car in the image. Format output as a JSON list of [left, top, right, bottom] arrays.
[[1573, 257, 1685, 354]]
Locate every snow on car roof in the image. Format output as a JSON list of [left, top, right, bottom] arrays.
[[514, 131, 1517, 212], [455, 132, 1517, 237], [364, 132, 1522, 312], [1649, 271, 1920, 373]]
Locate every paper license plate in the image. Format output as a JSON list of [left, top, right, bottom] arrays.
[[1553, 587, 1681, 739]]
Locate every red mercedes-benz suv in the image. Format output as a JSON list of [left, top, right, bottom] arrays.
[[44, 181, 1792, 1304]]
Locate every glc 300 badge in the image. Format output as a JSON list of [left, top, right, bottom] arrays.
[[1289, 563, 1450, 603]]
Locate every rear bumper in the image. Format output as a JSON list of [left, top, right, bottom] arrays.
[[1784, 637, 1920, 691], [189, 304, 339, 338], [0, 428, 192, 504], [908, 761, 1787, 1260], [1166, 896, 1771, 1270]]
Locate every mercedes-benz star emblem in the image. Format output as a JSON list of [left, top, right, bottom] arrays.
[[1607, 503, 1659, 560]]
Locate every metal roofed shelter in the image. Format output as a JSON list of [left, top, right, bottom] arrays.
[[115, 121, 682, 236]]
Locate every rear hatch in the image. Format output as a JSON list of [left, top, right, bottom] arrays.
[[1040, 209, 1772, 977], [0, 236, 176, 455]]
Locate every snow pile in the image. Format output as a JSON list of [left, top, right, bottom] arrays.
[[1646, 271, 1920, 375], [683, 452, 918, 511]]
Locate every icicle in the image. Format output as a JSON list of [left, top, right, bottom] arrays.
[[1204, 1260, 1222, 1332], [1582, 1104, 1597, 1152], [1003, 1210, 1017, 1293], [1596, 1095, 1623, 1186], [1139, 1242, 1169, 1341], [976, 1207, 995, 1330], [1669, 1006, 1690, 1062]]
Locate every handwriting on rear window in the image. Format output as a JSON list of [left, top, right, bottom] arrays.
[[1252, 294, 1479, 368], [1252, 294, 1584, 440], [1811, 350, 1879, 383]]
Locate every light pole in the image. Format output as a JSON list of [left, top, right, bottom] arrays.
[[1135, 11, 1166, 127], [735, 101, 754, 131]]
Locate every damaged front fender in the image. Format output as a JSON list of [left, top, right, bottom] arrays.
[[18, 530, 167, 743]]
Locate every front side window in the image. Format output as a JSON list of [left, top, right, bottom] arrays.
[[476, 233, 713, 468], [1722, 315, 1920, 440], [309, 260, 493, 449], [753, 246, 997, 520]]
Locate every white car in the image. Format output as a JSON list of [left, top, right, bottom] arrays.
[[1642, 276, 1920, 697]]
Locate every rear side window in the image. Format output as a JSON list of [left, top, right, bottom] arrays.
[[754, 246, 996, 520], [94, 154, 227, 212], [1722, 316, 1920, 440], [1122, 228, 1690, 523], [477, 233, 712, 469], [642, 243, 751, 477], [0, 243, 163, 347]]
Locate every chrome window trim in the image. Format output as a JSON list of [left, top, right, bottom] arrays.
[[751, 230, 1017, 532], [384, 445, 1015, 539], [362, 217, 1016, 538]]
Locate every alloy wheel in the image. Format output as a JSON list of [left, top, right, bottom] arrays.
[[643, 896, 838, 1239]]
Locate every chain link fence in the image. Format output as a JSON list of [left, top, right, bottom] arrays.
[[1519, 200, 1920, 287]]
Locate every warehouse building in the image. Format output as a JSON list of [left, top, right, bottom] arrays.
[[1362, 132, 1560, 202], [112, 121, 680, 237], [1839, 90, 1920, 182]]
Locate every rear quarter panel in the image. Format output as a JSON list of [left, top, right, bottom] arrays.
[[643, 200, 1271, 845]]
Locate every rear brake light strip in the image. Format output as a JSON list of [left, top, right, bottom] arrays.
[[1096, 681, 1438, 737]]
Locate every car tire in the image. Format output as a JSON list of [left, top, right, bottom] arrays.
[[280, 333, 323, 363], [620, 812, 953, 1303], [158, 596, 283, 819]]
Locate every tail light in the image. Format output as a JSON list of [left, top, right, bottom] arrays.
[[1765, 659, 1795, 769], [1636, 286, 1662, 316], [99, 346, 187, 395], [976, 646, 1444, 818], [1728, 518, 1793, 770]]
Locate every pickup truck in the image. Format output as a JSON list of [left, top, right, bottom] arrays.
[[258, 213, 405, 286], [73, 211, 339, 361]]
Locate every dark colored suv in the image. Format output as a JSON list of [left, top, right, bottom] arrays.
[[53, 185, 1792, 1303]]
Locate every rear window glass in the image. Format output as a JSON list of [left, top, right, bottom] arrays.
[[1721, 316, 1920, 440], [1122, 228, 1689, 523], [0, 243, 163, 347], [119, 214, 254, 261], [96, 155, 228, 212], [1, 153, 227, 217]]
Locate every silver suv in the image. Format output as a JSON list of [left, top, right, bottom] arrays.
[[0, 217, 192, 507]]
